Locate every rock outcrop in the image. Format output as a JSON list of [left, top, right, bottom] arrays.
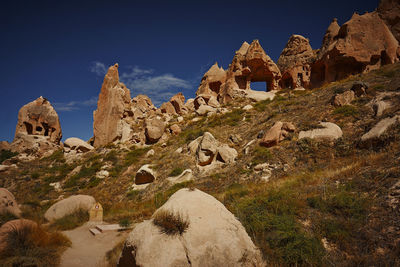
[[189, 132, 237, 170], [260, 121, 295, 147], [11, 97, 62, 156], [93, 63, 132, 148], [44, 195, 96, 222], [299, 122, 343, 141], [196, 40, 281, 104], [0, 188, 21, 217], [311, 12, 399, 88], [361, 115, 400, 144], [145, 117, 166, 144], [160, 93, 188, 116], [278, 35, 315, 89], [332, 90, 355, 106], [117, 188, 264, 267]]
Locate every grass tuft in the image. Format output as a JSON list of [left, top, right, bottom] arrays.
[[153, 210, 189, 235]]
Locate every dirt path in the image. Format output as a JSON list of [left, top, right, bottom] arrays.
[[60, 222, 129, 267]]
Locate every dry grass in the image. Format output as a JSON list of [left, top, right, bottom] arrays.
[[153, 210, 189, 235]]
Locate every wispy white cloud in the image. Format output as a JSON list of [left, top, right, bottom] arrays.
[[54, 96, 98, 112], [89, 63, 194, 106], [89, 61, 107, 76]]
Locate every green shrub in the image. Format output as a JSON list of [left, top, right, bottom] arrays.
[[333, 105, 359, 118], [168, 167, 184, 177], [183, 128, 205, 142], [224, 109, 244, 126], [124, 147, 150, 166], [50, 209, 89, 231], [254, 99, 272, 112], [0, 149, 18, 164], [126, 190, 141, 200], [119, 218, 131, 228], [43, 149, 65, 163], [252, 146, 272, 165]]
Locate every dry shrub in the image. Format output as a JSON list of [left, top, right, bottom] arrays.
[[153, 210, 189, 235], [0, 222, 70, 266]]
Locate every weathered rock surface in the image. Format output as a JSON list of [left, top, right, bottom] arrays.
[[0, 141, 11, 151], [14, 96, 62, 144], [117, 189, 264, 267], [260, 121, 296, 147], [167, 169, 193, 185], [361, 115, 400, 142], [145, 117, 165, 144], [11, 97, 62, 156], [311, 11, 399, 88], [130, 95, 157, 120], [351, 81, 369, 97], [378, 0, 400, 42], [0, 188, 21, 217], [93, 64, 132, 148], [135, 164, 156, 185], [333, 90, 355, 106], [160, 93, 187, 115], [278, 35, 315, 89], [196, 40, 281, 104], [44, 195, 96, 222], [64, 137, 94, 153], [299, 122, 343, 141]]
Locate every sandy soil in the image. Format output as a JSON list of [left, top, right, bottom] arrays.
[[60, 222, 129, 267]]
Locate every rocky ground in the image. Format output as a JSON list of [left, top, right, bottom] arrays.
[[1, 62, 400, 266]]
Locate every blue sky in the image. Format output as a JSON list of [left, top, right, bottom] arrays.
[[0, 0, 378, 142]]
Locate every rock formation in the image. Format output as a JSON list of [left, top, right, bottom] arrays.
[[278, 35, 315, 89], [117, 188, 264, 267], [361, 115, 400, 144], [378, 0, 400, 42], [44, 195, 96, 222], [144, 117, 166, 144], [311, 12, 399, 88], [10, 97, 62, 156], [196, 40, 281, 104], [0, 188, 21, 217], [160, 93, 188, 116], [332, 90, 355, 106], [93, 64, 132, 147], [260, 121, 296, 147]]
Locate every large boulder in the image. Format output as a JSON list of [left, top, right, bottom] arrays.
[[278, 35, 315, 89], [135, 164, 156, 185], [311, 12, 399, 88], [260, 121, 295, 147], [361, 115, 400, 143], [93, 63, 132, 148], [332, 90, 355, 106], [145, 117, 166, 144], [160, 93, 188, 116], [130, 95, 157, 120], [117, 189, 264, 267], [64, 137, 94, 153], [44, 195, 96, 222], [299, 122, 343, 141], [0, 188, 21, 217]]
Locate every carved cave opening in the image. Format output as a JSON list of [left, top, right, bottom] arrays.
[[24, 122, 33, 135], [209, 81, 222, 94]]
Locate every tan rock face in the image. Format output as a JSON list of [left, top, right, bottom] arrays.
[[130, 95, 156, 120], [0, 188, 21, 217], [311, 12, 399, 88], [333, 90, 355, 106], [160, 93, 187, 116], [44, 195, 96, 222], [14, 96, 62, 143], [378, 0, 400, 42], [0, 141, 11, 151], [278, 35, 315, 89], [93, 63, 131, 148], [64, 137, 94, 153], [260, 121, 296, 147], [196, 40, 281, 104]]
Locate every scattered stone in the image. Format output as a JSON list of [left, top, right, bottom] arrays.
[[260, 121, 295, 147], [243, 140, 256, 155], [96, 170, 109, 179], [242, 104, 253, 110], [351, 81, 369, 97], [117, 189, 264, 267], [49, 182, 62, 192], [170, 124, 182, 135], [229, 134, 241, 144], [64, 137, 94, 153], [175, 147, 183, 154], [361, 115, 400, 142], [44, 195, 96, 222], [177, 116, 184, 122], [333, 90, 355, 106], [167, 169, 193, 185], [135, 164, 156, 185], [145, 117, 166, 144], [0, 188, 21, 217], [196, 105, 216, 116], [299, 122, 343, 141], [146, 149, 155, 157]]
